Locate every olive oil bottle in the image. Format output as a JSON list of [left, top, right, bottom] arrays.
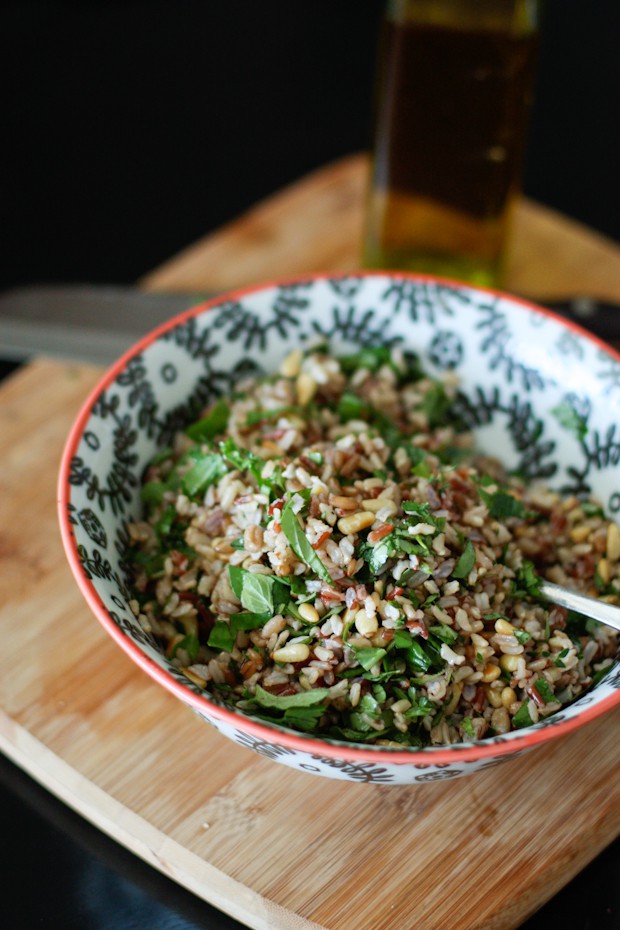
[[363, 0, 540, 287]]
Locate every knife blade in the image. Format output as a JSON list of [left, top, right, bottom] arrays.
[[0, 283, 210, 366], [1, 283, 618, 367]]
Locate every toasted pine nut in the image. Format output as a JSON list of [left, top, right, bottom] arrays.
[[355, 610, 379, 637], [273, 643, 310, 664], [329, 495, 359, 511], [486, 686, 503, 708], [606, 522, 620, 562], [337, 511, 376, 535], [570, 525, 591, 543], [361, 498, 388, 512], [391, 698, 412, 714], [280, 348, 303, 378], [296, 372, 317, 405], [298, 602, 320, 624], [499, 654, 520, 673], [494, 618, 514, 635], [501, 686, 517, 709], [597, 558, 611, 585], [480, 662, 502, 683]]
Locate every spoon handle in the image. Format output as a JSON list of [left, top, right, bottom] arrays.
[[540, 581, 620, 633]]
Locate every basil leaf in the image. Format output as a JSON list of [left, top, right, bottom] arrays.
[[533, 677, 554, 703], [181, 452, 227, 497], [280, 499, 333, 584], [185, 398, 230, 442], [229, 611, 270, 634], [208, 621, 235, 652], [352, 646, 387, 671], [480, 488, 528, 520], [453, 539, 475, 579], [512, 560, 542, 598], [253, 684, 330, 709], [428, 624, 458, 645], [141, 480, 166, 506], [337, 391, 370, 422], [228, 566, 287, 615], [512, 701, 534, 729]]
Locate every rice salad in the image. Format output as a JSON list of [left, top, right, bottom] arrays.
[[127, 346, 619, 747]]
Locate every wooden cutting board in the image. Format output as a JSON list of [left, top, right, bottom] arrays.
[[1, 360, 619, 930]]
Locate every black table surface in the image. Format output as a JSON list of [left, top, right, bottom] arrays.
[[1, 357, 619, 930]]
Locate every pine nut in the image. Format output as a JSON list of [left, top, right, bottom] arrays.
[[361, 498, 388, 512], [391, 699, 412, 714], [273, 643, 310, 663], [337, 511, 376, 535], [280, 348, 303, 378], [355, 610, 379, 637], [481, 662, 502, 683], [499, 654, 520, 673], [597, 558, 610, 585], [606, 522, 620, 562], [298, 602, 319, 624], [329, 495, 359, 511], [494, 618, 514, 635], [296, 372, 317, 405], [501, 686, 517, 709], [570, 525, 591, 543], [486, 686, 503, 708]]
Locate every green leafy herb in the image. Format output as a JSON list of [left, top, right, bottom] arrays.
[[352, 646, 387, 671], [513, 629, 531, 645], [280, 498, 333, 584], [228, 565, 288, 615], [245, 404, 298, 426], [512, 701, 534, 729], [185, 398, 230, 442], [141, 481, 166, 507], [253, 684, 330, 709], [208, 621, 235, 652], [533, 677, 554, 703], [479, 488, 528, 520], [337, 391, 370, 422], [419, 381, 452, 428], [181, 451, 227, 497], [171, 632, 200, 661], [461, 717, 476, 739], [512, 560, 542, 598], [307, 451, 324, 465], [428, 624, 458, 645], [452, 539, 476, 579]]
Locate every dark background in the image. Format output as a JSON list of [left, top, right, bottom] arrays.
[[1, 3, 619, 928], [1, 0, 619, 292]]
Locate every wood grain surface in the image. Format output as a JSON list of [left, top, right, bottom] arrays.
[[140, 153, 620, 303], [2, 156, 620, 929]]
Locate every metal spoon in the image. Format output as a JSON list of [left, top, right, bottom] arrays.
[[541, 581, 620, 633]]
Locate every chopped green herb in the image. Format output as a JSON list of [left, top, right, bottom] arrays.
[[253, 684, 330, 709], [280, 498, 333, 584], [512, 702, 534, 729], [185, 398, 230, 441], [453, 539, 476, 579], [461, 717, 476, 739], [228, 565, 288, 615], [428, 624, 459, 645], [479, 488, 528, 520], [533, 677, 555, 703], [181, 451, 227, 497], [208, 621, 235, 653], [352, 646, 387, 671]]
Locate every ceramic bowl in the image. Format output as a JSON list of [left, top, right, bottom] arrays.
[[58, 273, 620, 784]]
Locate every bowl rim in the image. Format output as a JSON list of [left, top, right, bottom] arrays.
[[57, 269, 620, 766]]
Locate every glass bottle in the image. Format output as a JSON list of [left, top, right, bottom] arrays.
[[363, 0, 540, 287]]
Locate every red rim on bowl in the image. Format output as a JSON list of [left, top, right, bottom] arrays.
[[57, 271, 620, 767]]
